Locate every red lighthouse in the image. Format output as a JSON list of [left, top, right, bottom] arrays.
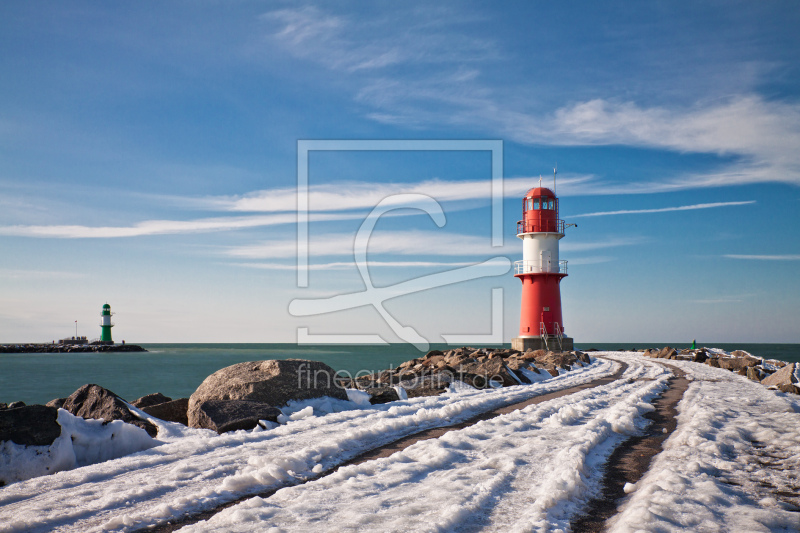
[[511, 183, 574, 351]]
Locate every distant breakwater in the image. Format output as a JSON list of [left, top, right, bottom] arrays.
[[0, 343, 147, 354]]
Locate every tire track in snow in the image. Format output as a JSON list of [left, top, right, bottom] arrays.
[[570, 360, 690, 533], [142, 359, 629, 533]]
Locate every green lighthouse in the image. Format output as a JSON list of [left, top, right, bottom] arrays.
[[100, 303, 114, 344]]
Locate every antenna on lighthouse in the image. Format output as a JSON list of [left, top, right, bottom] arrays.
[[553, 164, 557, 195], [538, 175, 542, 188]]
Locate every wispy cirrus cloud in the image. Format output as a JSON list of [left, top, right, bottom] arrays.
[[230, 260, 488, 270], [724, 254, 800, 260], [259, 7, 800, 192], [570, 200, 754, 218], [225, 231, 642, 259], [199, 175, 587, 213]]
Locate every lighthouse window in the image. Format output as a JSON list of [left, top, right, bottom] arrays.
[[533, 199, 540, 210]]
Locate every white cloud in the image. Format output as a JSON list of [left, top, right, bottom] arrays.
[[570, 201, 754, 218], [226, 230, 493, 259], [230, 260, 487, 270], [207, 175, 586, 213], [724, 254, 800, 260], [226, 231, 642, 259]]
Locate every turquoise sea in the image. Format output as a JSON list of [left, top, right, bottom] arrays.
[[1, 343, 799, 406]]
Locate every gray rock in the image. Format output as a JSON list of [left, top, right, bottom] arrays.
[[188, 359, 347, 428], [746, 366, 762, 382], [399, 373, 452, 398], [364, 387, 400, 404], [658, 347, 677, 359], [60, 384, 157, 438], [193, 399, 281, 434], [762, 363, 797, 388], [142, 398, 189, 426], [456, 357, 520, 387], [0, 403, 7, 410], [8, 401, 25, 409], [0, 405, 61, 446], [778, 383, 800, 395], [46, 398, 66, 409], [131, 393, 172, 409], [693, 350, 708, 363], [706, 358, 721, 368], [718, 356, 761, 372]]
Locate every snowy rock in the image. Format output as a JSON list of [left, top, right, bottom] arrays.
[[746, 366, 762, 382], [761, 363, 797, 388], [142, 398, 189, 426], [363, 387, 400, 404], [658, 346, 677, 359], [188, 359, 347, 429], [0, 405, 61, 446], [706, 357, 721, 368], [60, 384, 158, 437], [457, 357, 519, 387], [693, 350, 708, 363], [778, 384, 800, 395], [131, 392, 172, 408], [399, 373, 452, 398], [718, 356, 760, 372], [193, 399, 282, 433], [575, 351, 591, 364], [532, 351, 577, 370]]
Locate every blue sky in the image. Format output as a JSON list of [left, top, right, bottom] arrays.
[[1, 1, 799, 345]]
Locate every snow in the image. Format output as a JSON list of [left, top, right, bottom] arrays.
[[607, 358, 800, 533], [0, 409, 159, 485], [0, 357, 614, 532], [2, 352, 800, 533]]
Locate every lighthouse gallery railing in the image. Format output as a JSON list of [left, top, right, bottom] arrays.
[[514, 260, 568, 275], [517, 219, 565, 234]]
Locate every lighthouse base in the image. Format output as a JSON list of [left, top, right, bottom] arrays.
[[512, 336, 574, 352]]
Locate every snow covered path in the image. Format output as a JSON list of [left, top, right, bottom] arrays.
[[0, 358, 618, 533], [608, 358, 800, 533], [179, 356, 671, 533], [4, 352, 799, 533]]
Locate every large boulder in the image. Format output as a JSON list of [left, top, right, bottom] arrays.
[[762, 363, 797, 388], [192, 399, 281, 434], [142, 398, 190, 426], [399, 373, 452, 398], [188, 359, 347, 428], [60, 384, 157, 437], [718, 356, 761, 372], [658, 347, 677, 359], [0, 405, 61, 446], [533, 351, 577, 370], [456, 357, 520, 387]]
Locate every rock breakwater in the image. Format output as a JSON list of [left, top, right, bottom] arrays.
[[0, 343, 147, 353]]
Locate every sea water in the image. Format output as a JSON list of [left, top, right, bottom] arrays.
[[1, 342, 798, 405]]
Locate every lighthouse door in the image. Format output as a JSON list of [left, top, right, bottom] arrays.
[[541, 250, 552, 273]]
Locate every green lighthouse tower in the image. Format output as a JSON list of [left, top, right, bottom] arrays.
[[100, 303, 114, 344]]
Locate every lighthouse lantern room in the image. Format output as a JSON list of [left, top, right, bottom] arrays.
[[512, 183, 574, 352], [100, 303, 115, 345]]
